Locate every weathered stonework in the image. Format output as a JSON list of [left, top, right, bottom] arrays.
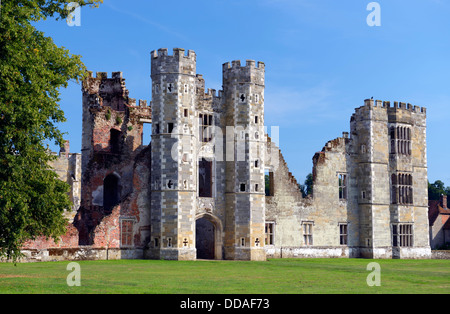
[[20, 48, 432, 261]]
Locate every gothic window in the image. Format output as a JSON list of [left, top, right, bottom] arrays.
[[338, 174, 347, 200], [199, 158, 212, 197], [392, 224, 413, 247], [391, 173, 413, 205], [199, 113, 213, 143]]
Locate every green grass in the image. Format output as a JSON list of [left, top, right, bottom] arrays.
[[0, 258, 449, 294]]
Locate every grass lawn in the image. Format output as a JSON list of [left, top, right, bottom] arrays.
[[0, 258, 449, 294]]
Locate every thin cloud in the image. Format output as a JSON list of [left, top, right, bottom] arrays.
[[104, 2, 189, 42]]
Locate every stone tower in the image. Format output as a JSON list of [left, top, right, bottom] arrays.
[[148, 48, 198, 260], [222, 60, 266, 261], [350, 99, 430, 259]]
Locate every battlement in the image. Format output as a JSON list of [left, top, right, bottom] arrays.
[[86, 71, 124, 80], [222, 59, 265, 85], [150, 48, 196, 60], [204, 88, 223, 99], [222, 59, 265, 71], [360, 99, 426, 114], [150, 48, 196, 77], [127, 98, 150, 107]]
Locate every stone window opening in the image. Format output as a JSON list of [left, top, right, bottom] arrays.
[[120, 219, 134, 247], [110, 129, 121, 154], [265, 222, 274, 245], [302, 221, 313, 246], [392, 223, 413, 247], [240, 183, 246, 192], [391, 173, 413, 205], [338, 173, 347, 200], [199, 158, 213, 197], [103, 173, 120, 212], [199, 113, 213, 143], [142, 123, 152, 146], [240, 237, 246, 247], [167, 237, 173, 248], [265, 170, 274, 196], [390, 126, 411, 156], [339, 223, 348, 245], [167, 123, 174, 134]]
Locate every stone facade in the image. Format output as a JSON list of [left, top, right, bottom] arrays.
[[267, 99, 431, 259], [21, 48, 432, 261]]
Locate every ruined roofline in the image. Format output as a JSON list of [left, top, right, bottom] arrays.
[[84, 71, 150, 110], [150, 47, 196, 60], [195, 74, 223, 100], [86, 71, 124, 80], [359, 98, 427, 114]]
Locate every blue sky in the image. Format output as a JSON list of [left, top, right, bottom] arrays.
[[38, 0, 450, 185]]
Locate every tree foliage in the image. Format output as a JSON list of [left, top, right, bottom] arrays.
[[299, 173, 313, 198], [0, 0, 102, 261], [428, 180, 450, 201]]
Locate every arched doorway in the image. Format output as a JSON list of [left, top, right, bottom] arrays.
[[196, 218, 215, 259], [195, 213, 223, 260]]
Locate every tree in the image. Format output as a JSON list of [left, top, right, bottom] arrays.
[[0, 0, 102, 261], [299, 173, 313, 198], [428, 180, 450, 201]]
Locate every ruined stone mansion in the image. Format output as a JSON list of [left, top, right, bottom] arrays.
[[23, 48, 431, 261]]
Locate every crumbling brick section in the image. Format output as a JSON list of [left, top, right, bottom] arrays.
[[75, 71, 152, 247]]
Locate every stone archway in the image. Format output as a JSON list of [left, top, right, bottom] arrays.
[[195, 213, 223, 260]]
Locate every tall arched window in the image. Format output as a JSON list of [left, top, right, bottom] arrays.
[[110, 129, 121, 154], [104, 173, 121, 212]]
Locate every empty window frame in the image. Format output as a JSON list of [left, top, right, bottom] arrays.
[[391, 173, 413, 205], [120, 219, 134, 247], [338, 173, 347, 200], [265, 222, 274, 245], [199, 113, 213, 143], [198, 158, 213, 197], [392, 224, 413, 247], [103, 173, 120, 212], [302, 222, 313, 246], [110, 129, 121, 154], [339, 223, 348, 245], [265, 170, 274, 196], [167, 123, 174, 134], [389, 126, 411, 156]]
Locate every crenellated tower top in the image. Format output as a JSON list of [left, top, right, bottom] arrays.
[[150, 48, 196, 77], [222, 60, 265, 86]]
